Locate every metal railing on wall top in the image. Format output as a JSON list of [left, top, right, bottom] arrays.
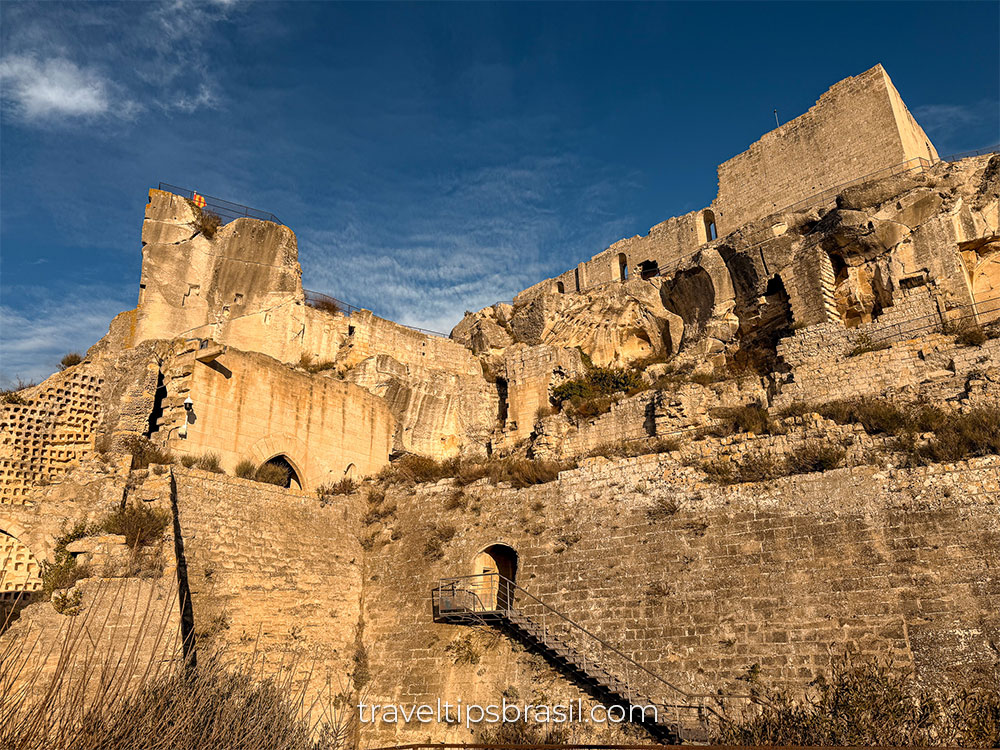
[[157, 182, 282, 225]]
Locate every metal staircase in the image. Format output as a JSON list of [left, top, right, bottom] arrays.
[[432, 574, 749, 744]]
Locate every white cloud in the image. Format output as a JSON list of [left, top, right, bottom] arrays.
[[0, 56, 110, 120], [912, 100, 999, 144], [0, 1, 236, 128], [0, 287, 133, 388]]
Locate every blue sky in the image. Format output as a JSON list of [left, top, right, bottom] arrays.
[[1, 1, 997, 386]]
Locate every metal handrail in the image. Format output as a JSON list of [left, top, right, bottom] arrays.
[[303, 288, 451, 337], [864, 295, 1000, 347], [434, 573, 753, 717], [942, 144, 999, 162], [157, 182, 283, 225]]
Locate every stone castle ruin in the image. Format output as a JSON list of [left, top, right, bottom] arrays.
[[2, 64, 998, 743]]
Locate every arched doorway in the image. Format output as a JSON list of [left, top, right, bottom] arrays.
[[472, 544, 517, 612], [261, 455, 302, 490], [618, 253, 629, 281], [555, 281, 565, 294]]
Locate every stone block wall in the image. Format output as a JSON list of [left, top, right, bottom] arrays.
[[713, 65, 937, 233], [162, 347, 395, 487], [172, 470, 364, 690], [361, 454, 1000, 744]]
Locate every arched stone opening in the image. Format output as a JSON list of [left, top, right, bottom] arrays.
[[617, 253, 629, 281], [702, 209, 718, 243], [472, 543, 518, 611], [555, 281, 565, 294], [261, 454, 302, 491], [639, 260, 660, 280], [574, 268, 581, 292]]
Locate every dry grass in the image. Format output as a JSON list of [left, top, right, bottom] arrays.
[[714, 655, 999, 746], [1, 580, 357, 750], [307, 298, 342, 316], [785, 440, 846, 475], [378, 453, 575, 489], [59, 352, 83, 370], [316, 477, 356, 498], [1, 377, 36, 405], [255, 462, 289, 486], [122, 436, 174, 470], [424, 523, 457, 559], [234, 458, 258, 479], [193, 208, 222, 239], [710, 405, 781, 437], [98, 504, 171, 550], [193, 452, 224, 474], [587, 437, 680, 459], [846, 330, 891, 357]]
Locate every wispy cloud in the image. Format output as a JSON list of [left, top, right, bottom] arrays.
[[0, 1, 236, 127], [296, 154, 639, 333], [912, 100, 999, 148], [0, 285, 133, 388]]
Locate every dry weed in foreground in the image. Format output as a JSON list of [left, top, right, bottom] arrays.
[[0, 578, 356, 750], [713, 655, 1000, 746]]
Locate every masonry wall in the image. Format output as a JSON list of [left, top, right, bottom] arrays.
[[164, 348, 395, 487], [172, 470, 365, 687], [713, 65, 937, 233], [361, 455, 1000, 745]]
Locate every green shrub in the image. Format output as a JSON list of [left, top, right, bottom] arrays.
[[785, 441, 846, 475], [59, 352, 83, 370], [234, 459, 257, 479], [552, 367, 645, 408], [194, 453, 223, 474], [39, 523, 91, 601]]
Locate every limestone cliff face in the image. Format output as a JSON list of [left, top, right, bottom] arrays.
[[345, 353, 498, 459], [458, 155, 1000, 376]]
